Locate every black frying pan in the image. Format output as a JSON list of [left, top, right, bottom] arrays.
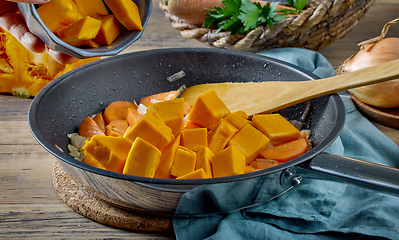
[[28, 48, 399, 216]]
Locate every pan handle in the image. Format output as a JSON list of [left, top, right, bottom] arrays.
[[296, 152, 399, 195]]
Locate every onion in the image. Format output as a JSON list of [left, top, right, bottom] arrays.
[[339, 18, 399, 108]]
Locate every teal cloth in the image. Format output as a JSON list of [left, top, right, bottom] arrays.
[[172, 48, 399, 240]]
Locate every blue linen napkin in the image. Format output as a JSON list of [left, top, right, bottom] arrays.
[[172, 48, 399, 240]]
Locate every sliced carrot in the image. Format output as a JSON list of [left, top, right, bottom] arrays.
[[260, 138, 308, 162], [79, 116, 106, 139], [106, 119, 129, 137], [139, 90, 179, 107], [93, 112, 106, 132], [103, 100, 136, 124], [251, 158, 279, 170], [244, 165, 255, 173], [126, 107, 143, 126]]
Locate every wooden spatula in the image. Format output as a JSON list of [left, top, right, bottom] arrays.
[[180, 59, 399, 116]]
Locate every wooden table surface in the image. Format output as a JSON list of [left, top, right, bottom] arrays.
[[1, 0, 398, 238]]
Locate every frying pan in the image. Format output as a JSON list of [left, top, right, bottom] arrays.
[[28, 48, 399, 216]]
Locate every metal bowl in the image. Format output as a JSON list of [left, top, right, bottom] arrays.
[[18, 0, 152, 59], [29, 48, 348, 216]]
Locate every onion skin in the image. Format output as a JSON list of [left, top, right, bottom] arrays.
[[342, 38, 399, 108]]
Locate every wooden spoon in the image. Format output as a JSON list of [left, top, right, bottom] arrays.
[[181, 59, 399, 116]]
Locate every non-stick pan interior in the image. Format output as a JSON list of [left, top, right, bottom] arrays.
[[29, 48, 345, 184]]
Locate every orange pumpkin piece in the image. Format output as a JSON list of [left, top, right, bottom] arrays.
[[79, 116, 106, 138], [154, 135, 181, 179], [93, 112, 106, 132], [83, 153, 106, 170], [183, 120, 203, 129], [106, 119, 129, 136], [252, 113, 300, 145], [211, 145, 246, 178], [176, 168, 208, 179], [123, 137, 161, 178], [207, 119, 238, 154], [171, 146, 197, 178], [196, 146, 214, 178], [123, 110, 174, 150], [150, 98, 185, 135], [94, 14, 121, 45], [252, 159, 280, 170], [82, 135, 132, 173], [103, 100, 136, 124], [73, 0, 109, 18], [224, 111, 250, 130], [56, 16, 102, 47], [244, 165, 255, 173], [36, 0, 82, 33], [180, 128, 208, 151], [227, 124, 270, 164], [126, 107, 143, 126], [103, 0, 143, 31], [188, 89, 231, 129], [261, 138, 308, 162], [139, 90, 180, 107]]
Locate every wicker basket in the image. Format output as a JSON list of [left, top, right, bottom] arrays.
[[160, 0, 376, 52]]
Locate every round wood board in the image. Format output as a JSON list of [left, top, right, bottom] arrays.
[[52, 161, 174, 232], [351, 95, 399, 129]]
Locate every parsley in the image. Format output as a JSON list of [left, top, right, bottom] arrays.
[[203, 0, 305, 34]]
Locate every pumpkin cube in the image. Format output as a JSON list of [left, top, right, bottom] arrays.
[[94, 14, 121, 45], [176, 168, 208, 179], [180, 128, 208, 151], [103, 0, 143, 31], [183, 120, 203, 129], [123, 110, 174, 150], [82, 135, 132, 173], [56, 16, 102, 47], [188, 89, 231, 129], [150, 98, 185, 135], [228, 124, 270, 164], [36, 0, 82, 33], [252, 113, 300, 145], [123, 137, 161, 177], [211, 145, 246, 178], [196, 146, 214, 178], [83, 153, 106, 170], [73, 0, 109, 18], [224, 111, 250, 130], [126, 107, 143, 126], [207, 119, 238, 154], [154, 135, 181, 179], [171, 146, 197, 177]]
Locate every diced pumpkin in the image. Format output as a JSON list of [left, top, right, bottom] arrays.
[[252, 113, 300, 145], [0, 27, 98, 97], [196, 146, 214, 178], [36, 0, 82, 33], [188, 89, 231, 129], [123, 110, 174, 150], [123, 137, 161, 178], [139, 90, 180, 107], [79, 116, 106, 138], [224, 111, 250, 130], [85, 39, 101, 48], [252, 158, 280, 170], [170, 146, 197, 177], [211, 145, 246, 178], [82, 135, 132, 173], [103, 0, 143, 31], [73, 0, 109, 18], [106, 119, 129, 136], [207, 119, 238, 154], [56, 16, 102, 47], [154, 135, 181, 179], [176, 168, 208, 179], [150, 98, 185, 135], [103, 101, 136, 124], [180, 128, 208, 151], [183, 120, 203, 129], [83, 153, 106, 170], [227, 124, 270, 164], [94, 14, 121, 45], [126, 107, 143, 126], [261, 138, 308, 162]]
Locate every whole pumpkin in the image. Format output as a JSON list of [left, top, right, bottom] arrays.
[[0, 26, 99, 98]]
